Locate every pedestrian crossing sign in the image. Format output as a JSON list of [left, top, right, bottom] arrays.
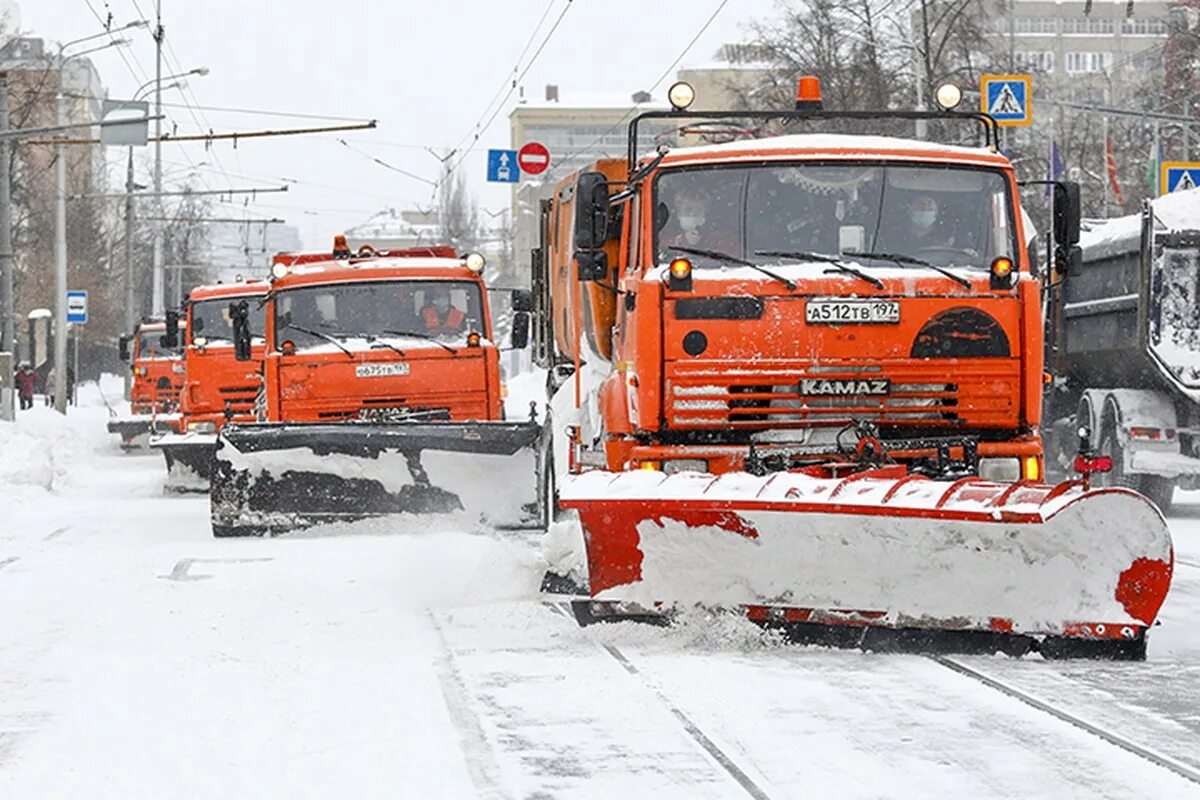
[[1160, 162, 1200, 196], [980, 74, 1032, 127]]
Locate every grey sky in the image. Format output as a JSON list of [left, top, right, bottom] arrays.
[[20, 0, 776, 249]]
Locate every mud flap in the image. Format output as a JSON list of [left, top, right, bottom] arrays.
[[558, 469, 1174, 657], [152, 432, 218, 493], [210, 420, 542, 536]]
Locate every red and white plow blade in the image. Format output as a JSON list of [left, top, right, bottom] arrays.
[[558, 468, 1174, 640]]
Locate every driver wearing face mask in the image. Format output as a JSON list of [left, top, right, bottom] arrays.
[[420, 286, 466, 335]]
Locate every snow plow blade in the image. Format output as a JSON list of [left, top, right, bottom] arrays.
[[107, 416, 152, 450], [210, 420, 541, 537], [151, 432, 217, 493], [559, 468, 1174, 659]]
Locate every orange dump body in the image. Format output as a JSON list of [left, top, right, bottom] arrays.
[[179, 280, 271, 433], [129, 321, 184, 414]]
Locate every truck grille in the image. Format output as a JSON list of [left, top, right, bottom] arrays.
[[218, 385, 259, 414], [667, 362, 1017, 429]]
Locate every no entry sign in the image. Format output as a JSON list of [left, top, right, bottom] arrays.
[[517, 142, 550, 176]]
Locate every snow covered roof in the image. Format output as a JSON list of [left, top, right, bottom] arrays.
[[1080, 187, 1200, 259], [658, 133, 1002, 168]]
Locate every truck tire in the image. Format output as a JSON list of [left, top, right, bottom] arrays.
[[1136, 475, 1175, 516], [1100, 429, 1175, 515]]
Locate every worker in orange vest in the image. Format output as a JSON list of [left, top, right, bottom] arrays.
[[420, 286, 466, 336]]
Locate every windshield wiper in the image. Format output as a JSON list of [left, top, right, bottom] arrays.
[[280, 322, 354, 360], [854, 251, 972, 290], [668, 245, 796, 290], [755, 250, 884, 290], [381, 329, 458, 355], [368, 339, 406, 357]]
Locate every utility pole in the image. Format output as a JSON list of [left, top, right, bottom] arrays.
[[53, 69, 69, 413], [151, 0, 165, 318], [0, 73, 13, 357], [124, 146, 136, 397]]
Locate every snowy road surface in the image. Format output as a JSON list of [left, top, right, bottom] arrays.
[[3, 385, 1200, 798]]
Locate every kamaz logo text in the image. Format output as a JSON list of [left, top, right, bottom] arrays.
[[799, 378, 891, 396]]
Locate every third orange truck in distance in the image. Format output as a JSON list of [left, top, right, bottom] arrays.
[[107, 319, 185, 449], [151, 278, 270, 490]]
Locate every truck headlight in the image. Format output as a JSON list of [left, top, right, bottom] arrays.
[[187, 421, 217, 434], [979, 457, 1020, 482], [663, 459, 707, 475]]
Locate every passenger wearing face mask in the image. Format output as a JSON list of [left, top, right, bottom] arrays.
[[420, 286, 466, 336], [664, 191, 738, 256], [901, 195, 957, 252]]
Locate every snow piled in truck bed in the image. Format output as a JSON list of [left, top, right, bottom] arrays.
[[1081, 187, 1200, 253]]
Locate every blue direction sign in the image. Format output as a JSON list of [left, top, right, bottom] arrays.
[[487, 149, 519, 183], [980, 74, 1032, 127], [1160, 162, 1200, 196], [66, 290, 88, 324]]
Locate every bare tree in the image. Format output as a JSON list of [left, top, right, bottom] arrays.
[[437, 168, 480, 254]]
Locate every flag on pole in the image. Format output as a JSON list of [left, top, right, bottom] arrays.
[[1147, 139, 1162, 194], [1045, 140, 1064, 204], [1105, 135, 1124, 207]]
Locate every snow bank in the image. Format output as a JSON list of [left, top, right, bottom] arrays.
[[504, 367, 546, 420]]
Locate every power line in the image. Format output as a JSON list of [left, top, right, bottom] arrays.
[[444, 0, 558, 161], [569, 0, 732, 167], [443, 0, 576, 180], [336, 139, 437, 186], [153, 101, 374, 123]]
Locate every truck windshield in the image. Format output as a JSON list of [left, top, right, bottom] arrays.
[[274, 280, 485, 349], [653, 162, 1016, 271], [137, 330, 180, 359], [190, 298, 265, 344]]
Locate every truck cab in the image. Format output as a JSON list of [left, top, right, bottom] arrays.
[[541, 133, 1046, 483], [247, 243, 509, 424], [120, 320, 185, 415], [179, 280, 270, 434]]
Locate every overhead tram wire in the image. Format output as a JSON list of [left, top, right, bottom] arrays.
[[568, 0, 732, 168], [442, 0, 559, 166], [336, 139, 437, 186], [441, 0, 575, 183]]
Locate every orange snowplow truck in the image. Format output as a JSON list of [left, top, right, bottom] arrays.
[[150, 279, 270, 489], [107, 319, 185, 448], [533, 77, 1174, 659], [208, 238, 538, 537]]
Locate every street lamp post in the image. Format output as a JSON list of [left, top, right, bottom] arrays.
[[120, 68, 207, 397], [52, 23, 143, 414]]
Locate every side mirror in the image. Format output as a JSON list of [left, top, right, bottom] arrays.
[[163, 309, 180, 348], [1055, 244, 1082, 277], [230, 300, 252, 362], [1053, 181, 1081, 246], [511, 288, 533, 312], [118, 335, 131, 363], [576, 250, 609, 282], [511, 311, 530, 349], [574, 171, 610, 250]]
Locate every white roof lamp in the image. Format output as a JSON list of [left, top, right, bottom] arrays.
[[668, 81, 696, 112]]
